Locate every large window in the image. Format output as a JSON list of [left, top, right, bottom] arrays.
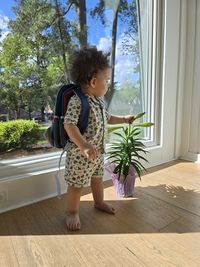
[[0, 0, 158, 160]]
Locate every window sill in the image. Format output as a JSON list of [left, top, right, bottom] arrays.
[[0, 151, 65, 182]]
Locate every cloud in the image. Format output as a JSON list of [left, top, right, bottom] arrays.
[[97, 37, 112, 52], [96, 34, 139, 83], [0, 12, 9, 28], [0, 12, 9, 42], [115, 56, 136, 82], [114, 33, 139, 83]]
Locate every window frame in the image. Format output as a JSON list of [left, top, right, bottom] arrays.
[[137, 0, 163, 147], [0, 0, 184, 173]]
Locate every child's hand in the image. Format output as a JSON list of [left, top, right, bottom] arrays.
[[124, 115, 135, 124], [81, 143, 97, 160]]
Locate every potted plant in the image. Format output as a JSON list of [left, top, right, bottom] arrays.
[[105, 112, 154, 197]]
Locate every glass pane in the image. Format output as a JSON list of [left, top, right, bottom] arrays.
[[0, 0, 153, 159], [102, 0, 154, 141], [104, 0, 143, 117], [137, 0, 154, 141]]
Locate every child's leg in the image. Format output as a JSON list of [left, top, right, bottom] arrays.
[[66, 185, 83, 231], [91, 176, 115, 214]]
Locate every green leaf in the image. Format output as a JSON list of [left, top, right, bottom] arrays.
[[134, 122, 154, 128], [123, 164, 129, 177], [133, 112, 145, 120], [107, 126, 123, 134], [113, 132, 127, 141], [132, 159, 147, 172], [130, 128, 141, 137], [132, 163, 142, 180]]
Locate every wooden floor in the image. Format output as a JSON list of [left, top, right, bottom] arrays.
[[0, 160, 200, 267]]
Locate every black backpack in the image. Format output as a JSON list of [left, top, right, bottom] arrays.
[[46, 84, 90, 149]]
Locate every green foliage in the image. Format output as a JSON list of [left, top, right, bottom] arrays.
[[108, 80, 142, 115], [37, 125, 49, 143], [0, 120, 40, 152], [0, 0, 69, 119], [0, 30, 65, 116], [107, 113, 154, 181]]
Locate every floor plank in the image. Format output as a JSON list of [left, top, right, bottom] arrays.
[[0, 216, 19, 267], [0, 160, 200, 266]]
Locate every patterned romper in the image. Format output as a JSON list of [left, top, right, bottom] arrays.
[[64, 94, 109, 188]]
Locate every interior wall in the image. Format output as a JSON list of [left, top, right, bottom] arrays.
[[180, 0, 200, 161], [147, 0, 182, 166]]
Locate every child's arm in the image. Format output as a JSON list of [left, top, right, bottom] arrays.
[[108, 115, 135, 124], [64, 123, 97, 160]]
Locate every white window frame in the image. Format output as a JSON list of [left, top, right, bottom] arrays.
[[137, 0, 163, 147]]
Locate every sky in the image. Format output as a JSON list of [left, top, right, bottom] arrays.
[[0, 0, 15, 41], [0, 0, 15, 18]]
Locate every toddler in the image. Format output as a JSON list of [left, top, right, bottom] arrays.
[[64, 46, 135, 231]]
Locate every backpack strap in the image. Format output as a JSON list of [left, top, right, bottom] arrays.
[[55, 148, 67, 199], [73, 87, 90, 134]]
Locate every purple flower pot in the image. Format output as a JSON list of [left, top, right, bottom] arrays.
[[105, 162, 136, 198]]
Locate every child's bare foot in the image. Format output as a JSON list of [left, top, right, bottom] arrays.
[[65, 212, 81, 231], [94, 202, 115, 214]]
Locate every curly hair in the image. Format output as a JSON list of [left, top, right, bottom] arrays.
[[70, 46, 110, 85]]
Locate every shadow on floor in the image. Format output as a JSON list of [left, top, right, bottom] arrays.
[[0, 182, 200, 236]]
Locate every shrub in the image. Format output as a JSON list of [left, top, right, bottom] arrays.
[[0, 120, 40, 152], [37, 126, 49, 143]]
